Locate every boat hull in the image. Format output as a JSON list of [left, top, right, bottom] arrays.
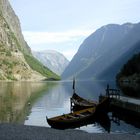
[[47, 114, 95, 129], [71, 93, 97, 109], [47, 107, 96, 129]]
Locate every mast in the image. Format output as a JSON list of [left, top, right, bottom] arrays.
[[73, 77, 76, 94]]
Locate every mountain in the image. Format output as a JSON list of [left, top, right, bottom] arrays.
[[98, 41, 140, 80], [0, 0, 59, 80], [116, 51, 140, 82], [32, 50, 69, 75], [62, 22, 140, 80], [116, 51, 140, 97]]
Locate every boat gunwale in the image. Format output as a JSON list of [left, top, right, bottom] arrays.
[[71, 93, 98, 107], [47, 107, 96, 121]]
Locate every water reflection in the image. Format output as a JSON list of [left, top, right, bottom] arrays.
[[110, 112, 140, 134], [63, 80, 118, 100], [0, 81, 51, 123], [25, 81, 72, 127], [0, 80, 140, 133], [24, 80, 122, 133]]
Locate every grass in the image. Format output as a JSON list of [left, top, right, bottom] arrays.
[[24, 54, 60, 80]]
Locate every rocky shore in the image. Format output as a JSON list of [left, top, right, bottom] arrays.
[[0, 123, 139, 140]]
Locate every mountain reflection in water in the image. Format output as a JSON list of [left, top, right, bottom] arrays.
[[0, 81, 51, 123]]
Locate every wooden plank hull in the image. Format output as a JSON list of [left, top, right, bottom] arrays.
[[47, 107, 96, 129], [71, 93, 97, 108]]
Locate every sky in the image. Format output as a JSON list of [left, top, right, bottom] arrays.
[[9, 0, 140, 60]]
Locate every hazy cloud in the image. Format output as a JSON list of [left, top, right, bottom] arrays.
[[23, 30, 93, 45], [22, 30, 93, 60]]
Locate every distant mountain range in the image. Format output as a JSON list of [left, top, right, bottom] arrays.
[[62, 22, 140, 80], [32, 50, 69, 75]]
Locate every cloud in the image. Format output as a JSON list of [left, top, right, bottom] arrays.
[[23, 30, 93, 45], [22, 30, 94, 60]]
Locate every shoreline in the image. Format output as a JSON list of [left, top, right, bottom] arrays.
[[0, 123, 139, 140]]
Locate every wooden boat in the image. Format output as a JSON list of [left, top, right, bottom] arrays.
[[71, 93, 97, 109], [71, 78, 97, 109], [47, 107, 96, 129], [47, 78, 110, 130]]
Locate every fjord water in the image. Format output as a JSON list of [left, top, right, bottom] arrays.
[[0, 81, 140, 133]]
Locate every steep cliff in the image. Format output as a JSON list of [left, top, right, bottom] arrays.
[[62, 22, 140, 80], [0, 0, 59, 80], [0, 0, 30, 54]]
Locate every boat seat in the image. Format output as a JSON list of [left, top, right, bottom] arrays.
[[77, 114, 85, 117], [68, 115, 77, 119]]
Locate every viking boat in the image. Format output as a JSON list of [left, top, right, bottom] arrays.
[[71, 93, 97, 108], [47, 107, 96, 129], [71, 78, 97, 109]]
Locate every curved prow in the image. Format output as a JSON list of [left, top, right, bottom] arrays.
[[73, 77, 76, 94], [46, 116, 48, 120]]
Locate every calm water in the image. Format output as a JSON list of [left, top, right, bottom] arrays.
[[0, 81, 140, 134]]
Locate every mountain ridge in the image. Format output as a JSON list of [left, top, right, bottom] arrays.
[[62, 22, 140, 80], [32, 50, 69, 75]]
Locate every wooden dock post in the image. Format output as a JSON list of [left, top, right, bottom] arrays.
[[105, 84, 120, 99], [106, 84, 110, 97]]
